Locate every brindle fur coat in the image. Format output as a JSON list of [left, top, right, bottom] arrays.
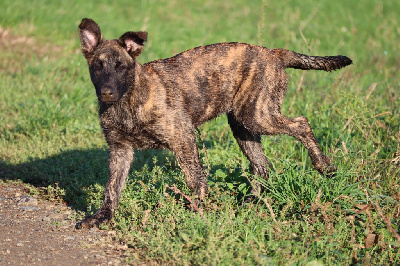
[[76, 18, 352, 228]]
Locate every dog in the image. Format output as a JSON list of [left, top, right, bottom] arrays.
[[76, 18, 352, 228]]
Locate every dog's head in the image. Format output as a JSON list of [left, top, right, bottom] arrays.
[[78, 18, 147, 104]]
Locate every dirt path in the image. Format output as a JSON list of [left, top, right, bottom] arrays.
[[0, 182, 129, 265]]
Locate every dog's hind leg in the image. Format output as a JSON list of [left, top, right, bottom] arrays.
[[227, 112, 271, 194], [234, 63, 335, 176], [251, 110, 335, 176]]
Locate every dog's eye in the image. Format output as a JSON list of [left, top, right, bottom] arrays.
[[93, 64, 102, 72], [115, 62, 126, 71]]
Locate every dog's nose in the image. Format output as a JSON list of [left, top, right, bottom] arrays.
[[101, 88, 114, 98]]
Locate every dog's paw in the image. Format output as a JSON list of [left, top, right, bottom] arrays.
[[314, 156, 337, 177], [323, 163, 337, 177], [242, 194, 258, 206], [75, 211, 111, 229]]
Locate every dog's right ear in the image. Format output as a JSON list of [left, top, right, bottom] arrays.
[[118, 31, 148, 58], [78, 18, 103, 60]]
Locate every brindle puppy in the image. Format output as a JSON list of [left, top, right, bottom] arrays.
[[76, 18, 352, 229]]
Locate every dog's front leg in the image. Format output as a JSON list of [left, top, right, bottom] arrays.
[[170, 132, 208, 201], [76, 143, 134, 229]]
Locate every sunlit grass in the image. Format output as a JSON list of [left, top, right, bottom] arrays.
[[0, 0, 399, 264]]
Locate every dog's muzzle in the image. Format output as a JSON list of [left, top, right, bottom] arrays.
[[100, 87, 118, 103]]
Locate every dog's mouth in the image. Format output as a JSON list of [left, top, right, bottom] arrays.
[[99, 94, 119, 104], [100, 98, 118, 104]]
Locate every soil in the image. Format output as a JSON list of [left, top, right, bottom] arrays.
[[0, 182, 131, 265]]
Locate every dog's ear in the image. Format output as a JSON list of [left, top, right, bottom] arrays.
[[118, 31, 148, 58], [78, 18, 103, 60]]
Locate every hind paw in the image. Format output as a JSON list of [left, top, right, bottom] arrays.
[[313, 156, 337, 177]]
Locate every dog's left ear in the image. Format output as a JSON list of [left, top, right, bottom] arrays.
[[118, 31, 148, 58]]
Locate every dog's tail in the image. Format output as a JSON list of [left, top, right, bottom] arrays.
[[276, 49, 352, 72]]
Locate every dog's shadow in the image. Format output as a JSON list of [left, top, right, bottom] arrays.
[[0, 145, 256, 213], [0, 148, 180, 211]]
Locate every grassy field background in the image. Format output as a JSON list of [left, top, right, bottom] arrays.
[[0, 0, 399, 264]]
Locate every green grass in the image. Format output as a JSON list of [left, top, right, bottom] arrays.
[[1, 0, 399, 264]]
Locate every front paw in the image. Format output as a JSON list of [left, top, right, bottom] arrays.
[[75, 211, 111, 229]]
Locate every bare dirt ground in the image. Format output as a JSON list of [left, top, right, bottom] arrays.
[[0, 182, 130, 265]]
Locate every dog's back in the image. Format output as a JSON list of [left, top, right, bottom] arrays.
[[141, 43, 352, 126]]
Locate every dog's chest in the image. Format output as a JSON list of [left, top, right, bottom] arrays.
[[100, 106, 165, 149]]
